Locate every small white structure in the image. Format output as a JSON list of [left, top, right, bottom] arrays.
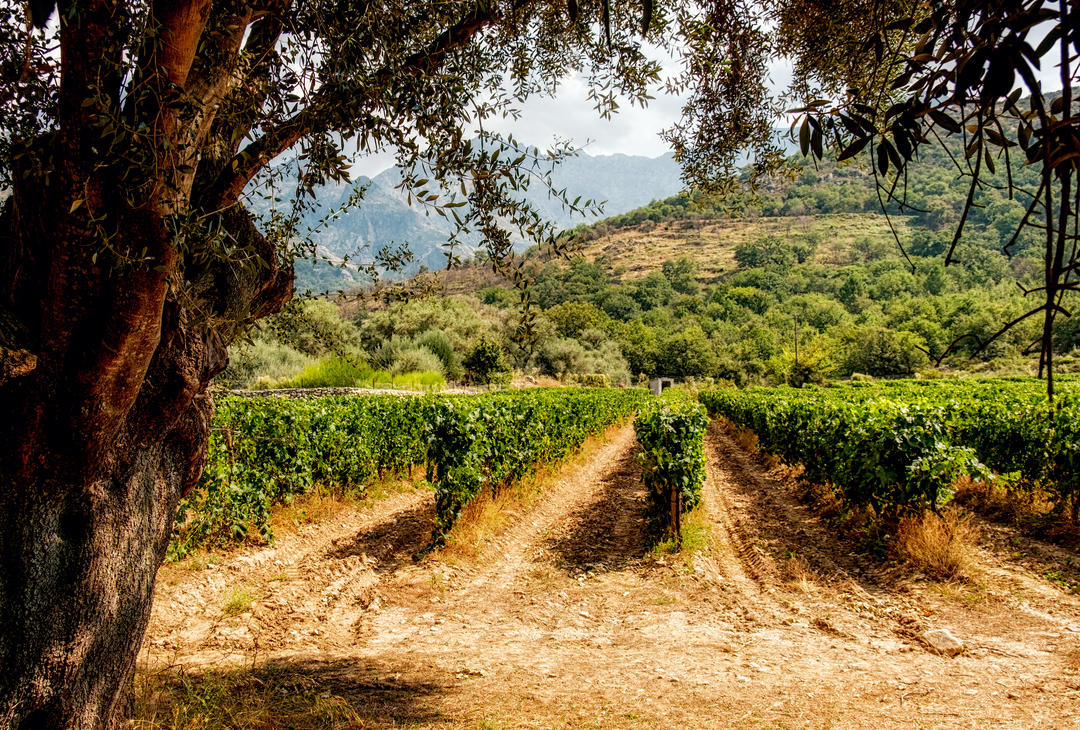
[[649, 377, 674, 396]]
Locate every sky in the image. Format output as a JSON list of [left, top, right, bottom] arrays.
[[349, 49, 797, 178], [350, 34, 1071, 180]]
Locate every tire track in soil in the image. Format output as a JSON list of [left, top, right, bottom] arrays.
[[141, 487, 435, 666], [704, 418, 936, 644], [453, 423, 641, 593], [706, 417, 1080, 657]]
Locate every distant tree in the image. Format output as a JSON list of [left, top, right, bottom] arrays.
[[463, 337, 511, 385], [661, 257, 700, 295], [734, 236, 798, 269], [537, 337, 587, 380], [545, 301, 607, 339], [656, 326, 718, 378], [595, 289, 642, 322], [629, 271, 676, 311], [838, 327, 929, 377]]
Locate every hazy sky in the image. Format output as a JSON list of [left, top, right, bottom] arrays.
[[350, 38, 1070, 179], [349, 49, 796, 178]]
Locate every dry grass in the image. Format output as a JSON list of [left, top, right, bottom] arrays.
[[269, 468, 428, 539], [435, 213, 907, 298], [955, 478, 1080, 548], [782, 554, 822, 594], [650, 503, 711, 556], [135, 666, 365, 730], [953, 477, 1051, 527], [269, 488, 354, 535], [895, 508, 980, 581]]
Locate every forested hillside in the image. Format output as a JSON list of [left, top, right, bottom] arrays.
[[228, 143, 1080, 390]]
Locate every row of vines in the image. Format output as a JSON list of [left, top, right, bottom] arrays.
[[171, 388, 647, 559], [634, 394, 708, 545], [426, 388, 647, 541], [699, 378, 1080, 519]]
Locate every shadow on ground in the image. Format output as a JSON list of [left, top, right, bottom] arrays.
[[324, 499, 436, 573], [136, 657, 451, 729], [545, 446, 648, 574]]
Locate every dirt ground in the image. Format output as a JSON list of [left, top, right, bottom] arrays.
[[138, 420, 1080, 728]]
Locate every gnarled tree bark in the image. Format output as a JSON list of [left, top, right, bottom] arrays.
[[0, 177, 290, 727]]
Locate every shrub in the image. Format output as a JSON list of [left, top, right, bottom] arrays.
[[635, 395, 709, 543], [895, 508, 979, 581], [391, 346, 445, 375], [734, 235, 797, 269], [538, 337, 586, 379], [415, 329, 462, 379], [219, 337, 316, 389], [285, 353, 372, 388], [463, 337, 512, 385]]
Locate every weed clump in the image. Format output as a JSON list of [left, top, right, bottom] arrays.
[[895, 508, 979, 581]]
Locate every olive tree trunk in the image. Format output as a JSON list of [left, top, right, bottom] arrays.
[[0, 193, 291, 728]]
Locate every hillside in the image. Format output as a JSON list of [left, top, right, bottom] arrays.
[[278, 149, 683, 292], [228, 145, 1079, 394], [432, 211, 911, 295]]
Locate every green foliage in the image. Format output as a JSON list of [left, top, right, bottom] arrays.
[[579, 374, 611, 388], [269, 299, 363, 358], [280, 353, 445, 390], [545, 301, 608, 338], [426, 388, 648, 542], [219, 338, 317, 390], [415, 329, 463, 379], [357, 296, 498, 355], [734, 235, 798, 268], [699, 378, 1080, 517], [170, 395, 432, 559], [537, 337, 586, 379], [699, 388, 983, 516], [286, 354, 374, 388], [391, 346, 445, 376], [661, 257, 700, 296], [656, 326, 717, 378], [635, 394, 708, 542], [463, 337, 512, 385], [836, 326, 928, 377]]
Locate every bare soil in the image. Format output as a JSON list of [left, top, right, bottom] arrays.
[[139, 420, 1080, 728]]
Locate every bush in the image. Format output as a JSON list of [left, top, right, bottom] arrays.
[[415, 329, 463, 379], [285, 354, 373, 388], [537, 337, 586, 379], [734, 235, 797, 269], [220, 337, 316, 389], [391, 346, 445, 375], [579, 373, 610, 388], [635, 394, 708, 543], [463, 337, 512, 385]]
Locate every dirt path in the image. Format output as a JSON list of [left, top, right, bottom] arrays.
[[140, 420, 1080, 728]]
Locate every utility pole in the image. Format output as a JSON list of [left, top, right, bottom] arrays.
[[793, 313, 799, 370]]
